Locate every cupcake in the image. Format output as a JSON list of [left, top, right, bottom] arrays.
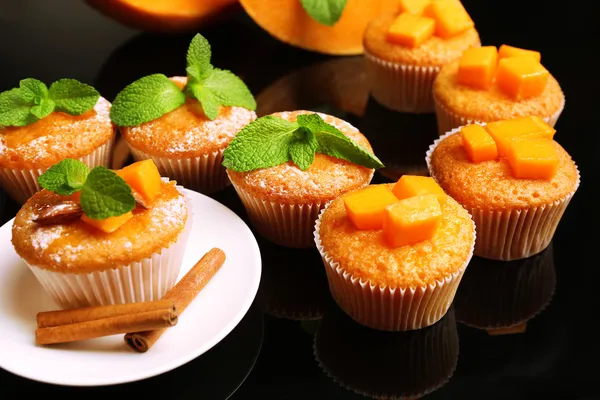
[[0, 78, 115, 204], [314, 177, 475, 331], [454, 243, 556, 330], [433, 44, 565, 135], [11, 158, 191, 309], [111, 34, 256, 195], [224, 110, 380, 248], [426, 118, 579, 260], [364, 0, 480, 113], [314, 300, 458, 399]]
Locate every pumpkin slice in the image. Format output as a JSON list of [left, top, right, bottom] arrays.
[[239, 0, 401, 55], [85, 0, 239, 32]]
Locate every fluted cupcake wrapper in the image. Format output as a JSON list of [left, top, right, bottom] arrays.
[[25, 186, 193, 309], [0, 136, 115, 204], [127, 144, 229, 195], [426, 127, 580, 261], [314, 204, 475, 331], [365, 51, 440, 113], [228, 177, 324, 248], [433, 95, 566, 136]]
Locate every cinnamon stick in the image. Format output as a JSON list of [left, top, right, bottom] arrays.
[[36, 308, 178, 345], [124, 248, 226, 353], [37, 300, 175, 328]]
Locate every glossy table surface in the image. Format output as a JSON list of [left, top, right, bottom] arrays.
[[0, 1, 598, 399]]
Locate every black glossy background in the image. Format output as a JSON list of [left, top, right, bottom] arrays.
[[0, 1, 599, 399]]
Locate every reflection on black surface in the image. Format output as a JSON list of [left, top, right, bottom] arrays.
[[255, 236, 331, 320], [0, 304, 264, 399], [454, 243, 556, 330], [358, 98, 438, 181], [315, 301, 459, 399]]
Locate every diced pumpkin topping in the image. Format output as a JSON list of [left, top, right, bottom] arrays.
[[383, 194, 442, 248], [398, 0, 431, 15], [387, 12, 435, 48], [498, 44, 541, 62], [460, 124, 498, 163], [506, 138, 558, 180], [496, 56, 549, 100], [81, 212, 134, 233], [392, 175, 446, 205], [424, 0, 474, 39], [484, 116, 555, 156], [457, 46, 498, 90], [116, 159, 162, 203], [343, 185, 400, 230]]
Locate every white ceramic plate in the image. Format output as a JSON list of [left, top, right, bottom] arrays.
[[0, 189, 261, 386]]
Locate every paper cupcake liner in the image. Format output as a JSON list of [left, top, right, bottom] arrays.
[[454, 243, 556, 329], [127, 145, 229, 195], [314, 302, 458, 399], [365, 51, 440, 113], [314, 203, 475, 331], [0, 136, 115, 204], [426, 127, 580, 261], [25, 186, 193, 309], [433, 95, 566, 136]]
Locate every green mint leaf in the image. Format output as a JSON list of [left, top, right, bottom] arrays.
[[80, 167, 135, 220], [289, 128, 318, 170], [298, 113, 384, 169], [0, 88, 38, 127], [30, 98, 55, 119], [37, 159, 90, 196], [223, 116, 299, 172], [186, 33, 212, 81], [188, 68, 256, 120], [187, 81, 220, 120], [300, 0, 347, 26], [19, 78, 49, 103], [48, 79, 100, 116], [110, 74, 186, 127]]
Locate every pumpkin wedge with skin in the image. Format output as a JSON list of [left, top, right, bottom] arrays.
[[86, 0, 239, 32], [240, 0, 400, 55]]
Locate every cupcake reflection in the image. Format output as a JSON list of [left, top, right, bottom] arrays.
[[454, 242, 556, 331], [257, 236, 331, 320], [315, 302, 459, 399]]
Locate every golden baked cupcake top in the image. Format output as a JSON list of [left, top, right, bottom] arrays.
[[110, 33, 256, 154], [434, 45, 564, 121], [428, 118, 579, 210], [224, 110, 381, 204], [11, 159, 187, 273], [0, 78, 113, 170], [317, 180, 475, 288], [364, 0, 480, 66]]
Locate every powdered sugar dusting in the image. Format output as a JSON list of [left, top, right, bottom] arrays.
[[31, 225, 63, 253]]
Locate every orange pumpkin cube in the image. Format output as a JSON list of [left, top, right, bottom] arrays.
[[460, 124, 498, 163], [81, 211, 134, 233], [496, 56, 549, 100], [498, 44, 541, 62], [398, 0, 431, 14], [392, 175, 446, 205], [485, 116, 555, 156], [116, 159, 163, 203], [457, 46, 498, 90], [387, 12, 435, 48], [506, 138, 558, 180], [343, 185, 400, 230], [424, 0, 474, 39], [383, 194, 442, 248]]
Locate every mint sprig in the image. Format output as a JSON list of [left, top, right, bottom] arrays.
[[222, 113, 384, 172], [110, 33, 256, 126], [38, 159, 135, 220], [0, 78, 100, 127], [300, 0, 347, 26]]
